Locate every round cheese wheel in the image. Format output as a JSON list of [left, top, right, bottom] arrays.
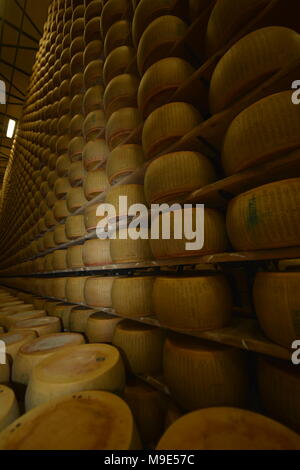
[[137, 16, 188, 75], [70, 52, 84, 76], [226, 178, 300, 251], [85, 0, 103, 25], [82, 239, 112, 267], [103, 74, 139, 120], [84, 203, 106, 232], [83, 40, 103, 68], [25, 344, 125, 410], [144, 151, 216, 204], [10, 317, 62, 337], [52, 278, 67, 300], [69, 161, 85, 187], [0, 391, 140, 450], [143, 102, 202, 160], [83, 110, 106, 141], [54, 177, 72, 199], [84, 60, 103, 89], [103, 46, 135, 87], [105, 184, 147, 220], [104, 20, 132, 58], [222, 91, 300, 175], [113, 320, 164, 375], [54, 225, 68, 245], [164, 335, 249, 411], [69, 307, 97, 333], [84, 17, 102, 44], [157, 407, 300, 450], [0, 385, 19, 432], [56, 154, 72, 177], [54, 200, 70, 222], [101, 0, 132, 38], [12, 333, 85, 385], [4, 311, 46, 330], [84, 169, 110, 200], [110, 230, 153, 263], [66, 246, 85, 269], [86, 313, 122, 343], [106, 107, 141, 151], [84, 277, 114, 308], [83, 85, 104, 115], [52, 250, 68, 271], [68, 136, 85, 163], [70, 93, 84, 116], [83, 139, 110, 171], [65, 215, 86, 240], [65, 276, 88, 303], [112, 277, 154, 318], [107, 144, 145, 185], [53, 304, 75, 331], [153, 275, 232, 331]]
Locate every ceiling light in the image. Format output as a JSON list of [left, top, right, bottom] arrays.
[[6, 119, 16, 139]]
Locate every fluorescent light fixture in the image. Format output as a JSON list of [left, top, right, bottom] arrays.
[[6, 119, 16, 139]]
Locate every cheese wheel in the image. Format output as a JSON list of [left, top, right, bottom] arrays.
[[258, 356, 300, 433], [65, 215, 86, 240], [84, 17, 102, 44], [84, 203, 106, 232], [83, 139, 110, 171], [84, 277, 114, 308], [138, 57, 195, 119], [84, 60, 103, 89], [70, 93, 84, 116], [43, 254, 54, 273], [54, 200, 70, 222], [144, 151, 216, 204], [52, 250, 68, 271], [54, 224, 68, 245], [68, 136, 85, 162], [137, 16, 188, 75], [70, 37, 85, 57], [154, 275, 232, 331], [4, 311, 46, 330], [69, 307, 97, 333], [107, 144, 145, 185], [86, 313, 122, 343], [83, 85, 104, 115], [53, 304, 75, 331], [69, 161, 85, 187], [70, 114, 84, 137], [222, 91, 300, 175], [0, 391, 140, 450], [150, 208, 229, 259], [0, 303, 33, 315], [206, 0, 271, 57], [66, 245, 85, 269], [101, 0, 132, 37], [12, 333, 85, 385], [82, 239, 112, 267], [10, 317, 62, 337], [164, 335, 249, 411], [66, 186, 87, 213], [106, 107, 141, 151], [83, 40, 103, 68], [56, 154, 72, 177], [65, 276, 88, 303], [52, 278, 67, 300], [83, 110, 106, 141], [44, 210, 57, 229], [112, 277, 154, 318], [0, 386, 19, 432], [227, 178, 300, 251], [210, 27, 300, 114], [105, 184, 147, 219], [103, 46, 135, 87], [110, 231, 153, 263], [157, 407, 300, 450], [104, 20, 132, 57], [85, 0, 103, 25], [113, 320, 164, 375], [54, 177, 72, 199], [143, 102, 202, 160], [103, 74, 139, 120], [25, 344, 125, 410], [84, 169, 110, 200], [70, 52, 84, 76]]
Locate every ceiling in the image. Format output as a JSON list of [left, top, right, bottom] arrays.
[[0, 0, 51, 186]]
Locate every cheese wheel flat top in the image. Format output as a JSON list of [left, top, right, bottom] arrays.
[[0, 332, 36, 346], [19, 333, 85, 355], [11, 317, 60, 331]]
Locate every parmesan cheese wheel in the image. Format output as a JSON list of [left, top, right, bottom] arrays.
[[44, 210, 57, 229], [70, 37, 85, 57], [163, 335, 249, 411], [210, 27, 300, 114], [143, 102, 202, 160], [227, 178, 300, 251], [0, 386, 19, 432], [106, 107, 141, 151], [253, 272, 300, 348], [85, 0, 103, 25], [110, 231, 153, 263], [70, 52, 84, 76], [83, 60, 103, 89], [258, 356, 300, 433], [4, 311, 46, 330], [69, 161, 85, 187], [84, 169, 110, 200], [43, 254, 54, 273], [112, 277, 154, 318], [0, 391, 140, 450], [105, 184, 147, 219], [101, 0, 132, 37], [113, 320, 164, 375], [138, 57, 195, 119], [54, 224, 68, 245], [54, 200, 70, 222], [205, 0, 271, 57], [83, 85, 104, 116], [84, 203, 106, 232], [83, 110, 106, 141], [65, 215, 86, 240], [70, 93, 84, 115], [25, 344, 125, 410], [107, 144, 145, 185], [144, 151, 216, 204], [222, 91, 300, 175], [54, 177, 72, 198], [83, 139, 110, 171], [83, 40, 103, 68], [84, 277, 114, 308], [103, 46, 135, 87], [65, 276, 88, 303], [154, 275, 232, 331], [10, 317, 62, 337], [66, 187, 87, 213], [70, 114, 84, 138], [150, 208, 229, 259], [103, 74, 139, 120], [12, 333, 85, 385], [56, 154, 72, 177], [82, 239, 112, 267], [52, 250, 68, 271], [104, 20, 132, 58], [157, 407, 300, 450], [137, 16, 188, 75], [54, 304, 75, 331], [52, 278, 67, 300], [85, 313, 122, 343], [68, 136, 85, 162], [66, 246, 85, 269], [84, 17, 102, 44], [69, 307, 97, 333]]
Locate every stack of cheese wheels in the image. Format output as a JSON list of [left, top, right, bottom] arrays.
[[12, 332, 85, 385], [222, 91, 300, 175], [125, 380, 167, 446], [205, 0, 271, 57], [83, 239, 112, 267], [25, 343, 125, 410], [83, 139, 110, 171], [104, 20, 132, 57], [106, 107, 141, 150], [144, 151, 216, 204], [0, 386, 19, 432], [65, 215, 86, 240], [143, 102, 203, 160], [3, 310, 46, 331], [52, 250, 68, 271], [253, 271, 300, 347], [85, 313, 122, 344], [101, 0, 132, 39], [112, 320, 164, 375], [163, 334, 249, 411], [66, 245, 85, 269], [0, 332, 36, 361], [257, 356, 300, 432], [84, 203, 106, 232], [226, 178, 300, 251], [150, 207, 229, 259], [0, 391, 141, 450], [105, 184, 147, 220], [69, 307, 97, 334], [210, 27, 300, 114], [65, 276, 88, 304], [153, 275, 232, 331], [103, 46, 136, 86], [84, 277, 114, 308], [138, 58, 195, 119], [103, 74, 140, 119], [106, 144, 145, 185], [110, 229, 153, 263], [84, 168, 110, 200], [112, 276, 155, 318], [157, 407, 300, 450], [10, 317, 62, 337]]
